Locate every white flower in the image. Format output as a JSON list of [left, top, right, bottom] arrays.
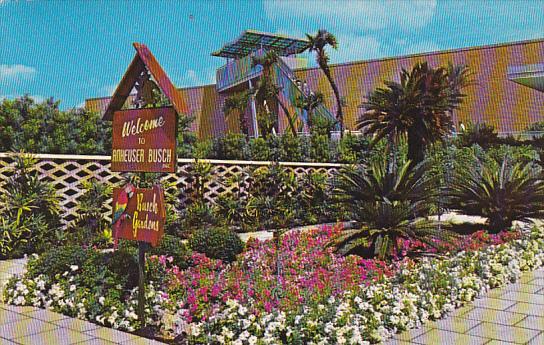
[[70, 265, 79, 271]]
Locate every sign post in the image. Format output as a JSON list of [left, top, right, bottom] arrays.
[[102, 42, 189, 330]]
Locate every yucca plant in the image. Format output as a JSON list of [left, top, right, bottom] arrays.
[[333, 159, 454, 259], [446, 156, 544, 233]]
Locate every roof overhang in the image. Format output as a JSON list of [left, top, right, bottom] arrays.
[[507, 63, 544, 92], [212, 30, 309, 58]]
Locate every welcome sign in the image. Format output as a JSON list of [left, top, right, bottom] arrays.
[[112, 185, 165, 246], [111, 107, 177, 173]]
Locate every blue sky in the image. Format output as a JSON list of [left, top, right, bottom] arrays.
[[0, 0, 543, 109]]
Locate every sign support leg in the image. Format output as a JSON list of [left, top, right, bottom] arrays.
[[137, 240, 148, 328]]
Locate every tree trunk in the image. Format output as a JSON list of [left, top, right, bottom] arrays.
[[407, 130, 425, 165], [320, 62, 344, 137], [276, 96, 298, 136]]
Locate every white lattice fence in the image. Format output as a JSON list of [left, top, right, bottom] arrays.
[[0, 153, 343, 226]]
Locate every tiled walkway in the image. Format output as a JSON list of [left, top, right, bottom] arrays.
[[386, 268, 544, 345], [0, 259, 165, 345]]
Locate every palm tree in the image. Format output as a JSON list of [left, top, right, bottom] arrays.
[[358, 62, 471, 164], [446, 156, 544, 233], [294, 92, 324, 129], [251, 50, 297, 136], [332, 159, 453, 259], [223, 91, 250, 137], [304, 30, 343, 136]]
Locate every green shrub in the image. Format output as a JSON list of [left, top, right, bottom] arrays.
[[0, 153, 61, 257], [149, 234, 192, 269], [248, 137, 271, 161], [66, 179, 112, 247], [212, 133, 248, 160], [189, 226, 243, 262], [446, 155, 544, 233], [106, 248, 139, 289], [27, 245, 89, 277]]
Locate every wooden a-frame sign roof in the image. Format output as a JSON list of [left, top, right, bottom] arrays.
[[102, 42, 189, 121]]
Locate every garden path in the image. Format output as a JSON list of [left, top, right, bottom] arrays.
[[386, 268, 544, 345], [0, 258, 165, 345]]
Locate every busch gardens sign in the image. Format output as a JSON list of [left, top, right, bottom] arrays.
[[101, 42, 189, 327]]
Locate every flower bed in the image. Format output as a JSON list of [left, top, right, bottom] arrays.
[[3, 225, 544, 344]]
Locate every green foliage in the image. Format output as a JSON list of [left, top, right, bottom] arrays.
[[358, 61, 471, 163], [26, 245, 89, 277], [456, 122, 498, 148], [177, 115, 198, 158], [188, 226, 243, 262], [0, 96, 110, 154], [150, 234, 192, 269], [337, 133, 370, 163], [248, 137, 271, 161], [212, 133, 248, 160], [0, 153, 61, 257], [333, 159, 452, 259], [66, 179, 112, 247], [446, 155, 544, 233], [309, 134, 331, 162]]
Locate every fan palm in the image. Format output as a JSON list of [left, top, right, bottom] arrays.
[[446, 156, 544, 233], [358, 62, 471, 164], [333, 159, 454, 259], [304, 30, 343, 135]]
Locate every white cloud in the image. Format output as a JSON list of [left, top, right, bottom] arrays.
[[403, 41, 442, 55], [0, 64, 36, 83], [328, 34, 383, 63], [176, 68, 216, 88], [264, 0, 437, 32], [0, 94, 46, 103]]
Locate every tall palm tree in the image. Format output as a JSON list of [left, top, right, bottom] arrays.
[[294, 92, 324, 129], [251, 50, 298, 136], [358, 62, 471, 164], [223, 91, 250, 137], [304, 30, 343, 136]]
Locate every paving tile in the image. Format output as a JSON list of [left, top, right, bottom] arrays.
[[73, 339, 117, 345], [0, 304, 39, 314], [427, 316, 481, 333], [449, 305, 475, 317], [527, 333, 544, 345], [15, 328, 94, 345], [0, 317, 57, 339], [54, 317, 101, 332], [507, 302, 544, 317], [0, 308, 30, 325], [514, 315, 544, 331], [485, 341, 520, 345], [461, 307, 526, 326], [524, 278, 544, 286], [501, 291, 544, 305], [119, 337, 168, 344], [84, 326, 139, 343], [486, 288, 510, 299], [390, 326, 431, 342], [472, 297, 517, 311], [411, 329, 490, 345], [0, 338, 17, 345], [383, 340, 415, 345], [466, 322, 540, 344], [24, 308, 69, 322]]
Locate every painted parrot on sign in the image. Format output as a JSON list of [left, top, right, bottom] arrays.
[[112, 183, 135, 249]]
